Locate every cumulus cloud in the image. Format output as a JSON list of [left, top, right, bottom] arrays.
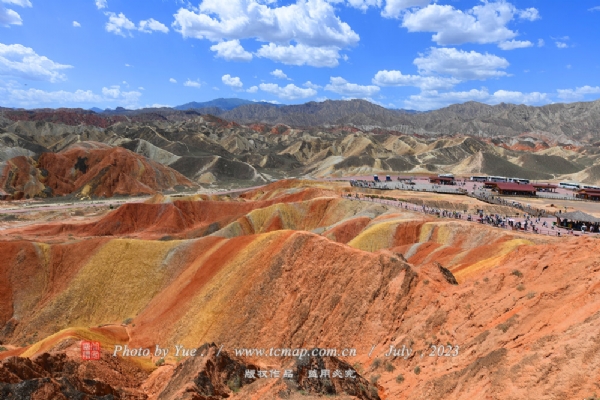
[[95, 0, 107, 10], [0, 0, 31, 27], [1, 83, 141, 108], [589, 6, 600, 12], [303, 81, 321, 89], [173, 0, 358, 47], [414, 47, 509, 80], [492, 90, 547, 104], [222, 74, 243, 88], [258, 82, 317, 100], [169, 78, 177, 83], [324, 76, 380, 97], [517, 7, 540, 21], [184, 79, 201, 88], [498, 40, 533, 50], [402, 1, 539, 47], [270, 69, 291, 80], [382, 0, 431, 19], [256, 43, 342, 67], [210, 40, 252, 61], [105, 12, 135, 36], [372, 70, 459, 90], [404, 88, 548, 111], [105, 12, 169, 36], [0, 43, 73, 82], [2, 0, 32, 6], [138, 18, 169, 33], [555, 41, 568, 49], [537, 39, 544, 47], [73, 21, 81, 27], [345, 0, 382, 12], [0, 6, 21, 26], [173, 0, 357, 67], [557, 86, 600, 101], [247, 85, 258, 93]]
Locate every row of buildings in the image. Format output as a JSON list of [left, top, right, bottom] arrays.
[[424, 175, 600, 200]]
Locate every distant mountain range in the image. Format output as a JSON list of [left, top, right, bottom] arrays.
[[23, 97, 600, 144], [174, 98, 281, 111]]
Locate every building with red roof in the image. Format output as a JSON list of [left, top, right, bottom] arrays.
[[492, 183, 537, 196]]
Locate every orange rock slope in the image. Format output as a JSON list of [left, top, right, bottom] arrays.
[[0, 142, 196, 199], [1, 179, 599, 399]]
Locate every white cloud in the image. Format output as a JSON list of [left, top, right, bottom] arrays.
[[589, 6, 600, 12], [173, 0, 356, 67], [555, 41, 568, 49], [258, 82, 317, 100], [498, 39, 533, 50], [138, 18, 169, 33], [557, 86, 600, 101], [517, 7, 540, 21], [0, 0, 30, 27], [492, 89, 547, 104], [1, 83, 142, 108], [95, 0, 107, 10], [172, 0, 359, 48], [324, 76, 380, 97], [0, 43, 73, 82], [222, 74, 243, 88], [184, 79, 201, 88], [210, 40, 252, 61], [2, 0, 32, 7], [303, 81, 322, 90], [270, 69, 291, 80], [382, 0, 431, 19], [256, 43, 342, 67], [169, 78, 177, 83], [147, 103, 171, 108], [105, 12, 135, 37], [138, 86, 144, 90], [247, 85, 258, 93], [5, 87, 102, 105], [402, 1, 539, 47], [414, 47, 509, 80], [537, 38, 544, 47], [73, 21, 81, 27], [345, 0, 382, 12], [0, 6, 21, 26], [372, 69, 458, 90], [125, 63, 132, 67], [404, 88, 548, 111]]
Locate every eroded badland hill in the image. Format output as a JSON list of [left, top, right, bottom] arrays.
[[3, 99, 600, 201], [1, 180, 600, 399]]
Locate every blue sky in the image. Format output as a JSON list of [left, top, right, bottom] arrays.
[[1, 0, 599, 110]]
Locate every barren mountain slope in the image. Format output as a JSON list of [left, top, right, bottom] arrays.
[[1, 181, 599, 399]]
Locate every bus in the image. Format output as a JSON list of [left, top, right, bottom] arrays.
[[559, 182, 581, 190], [470, 176, 488, 182], [583, 185, 600, 190], [489, 176, 508, 183], [505, 177, 529, 184]]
